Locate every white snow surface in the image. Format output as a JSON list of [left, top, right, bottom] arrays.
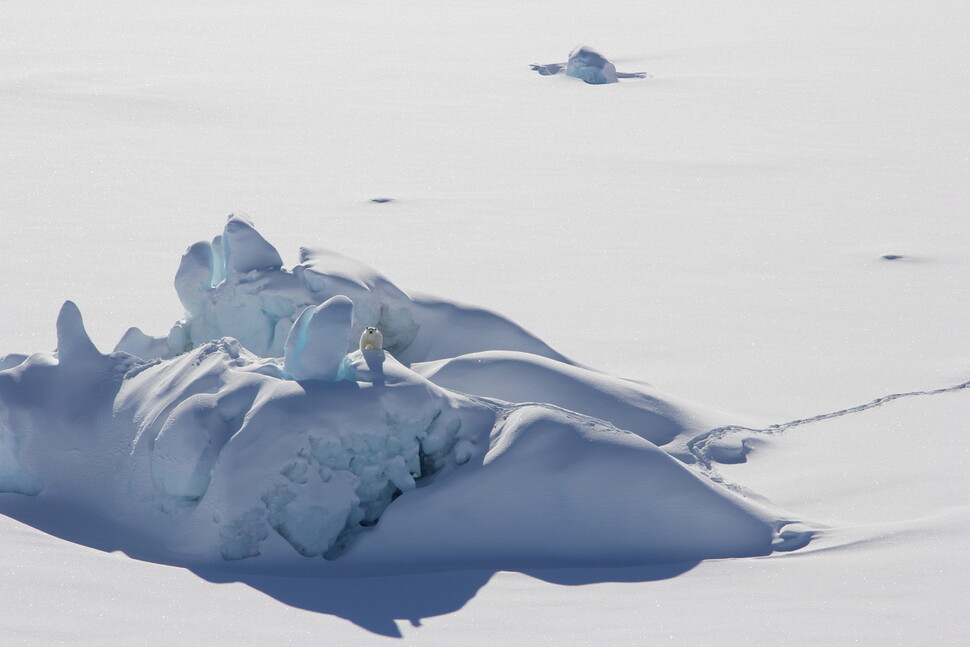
[[2, 0, 968, 644]]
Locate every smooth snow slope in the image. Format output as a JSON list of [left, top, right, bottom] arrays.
[[1, 0, 968, 645]]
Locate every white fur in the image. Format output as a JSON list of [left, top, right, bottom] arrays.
[[359, 326, 383, 351]]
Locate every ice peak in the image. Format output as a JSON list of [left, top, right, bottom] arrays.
[[223, 214, 283, 276], [175, 241, 218, 316], [283, 295, 356, 381], [566, 45, 618, 84], [55, 300, 101, 364]]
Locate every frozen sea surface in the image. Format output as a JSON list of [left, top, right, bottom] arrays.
[[1, 0, 967, 644]]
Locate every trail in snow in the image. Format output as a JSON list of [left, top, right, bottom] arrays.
[[687, 379, 970, 474], [0, 218, 791, 569]]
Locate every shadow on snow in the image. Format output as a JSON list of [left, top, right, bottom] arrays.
[[0, 494, 698, 638]]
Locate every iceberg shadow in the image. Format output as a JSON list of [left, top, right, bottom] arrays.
[[189, 559, 701, 638], [0, 495, 702, 639], [193, 566, 494, 637]]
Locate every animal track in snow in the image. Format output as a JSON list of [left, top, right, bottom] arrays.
[[684, 379, 969, 553], [687, 378, 970, 472]]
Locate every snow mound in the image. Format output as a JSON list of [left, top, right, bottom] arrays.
[[0, 219, 801, 570], [5, 327, 482, 562], [340, 405, 772, 572], [412, 350, 714, 446]]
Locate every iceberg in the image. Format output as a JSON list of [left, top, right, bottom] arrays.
[[0, 216, 809, 570], [531, 45, 647, 84]]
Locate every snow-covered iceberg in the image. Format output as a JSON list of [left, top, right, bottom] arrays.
[[531, 45, 646, 84], [0, 216, 807, 571], [122, 214, 568, 366]]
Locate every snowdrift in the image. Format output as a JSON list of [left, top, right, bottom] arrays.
[[0, 216, 801, 571]]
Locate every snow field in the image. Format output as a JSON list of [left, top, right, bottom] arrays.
[[1, 0, 967, 644]]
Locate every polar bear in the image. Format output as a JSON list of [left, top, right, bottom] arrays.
[[359, 326, 383, 351]]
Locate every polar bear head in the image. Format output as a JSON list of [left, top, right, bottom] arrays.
[[359, 326, 383, 351]]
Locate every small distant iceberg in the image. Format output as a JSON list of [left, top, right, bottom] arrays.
[[531, 45, 646, 84]]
